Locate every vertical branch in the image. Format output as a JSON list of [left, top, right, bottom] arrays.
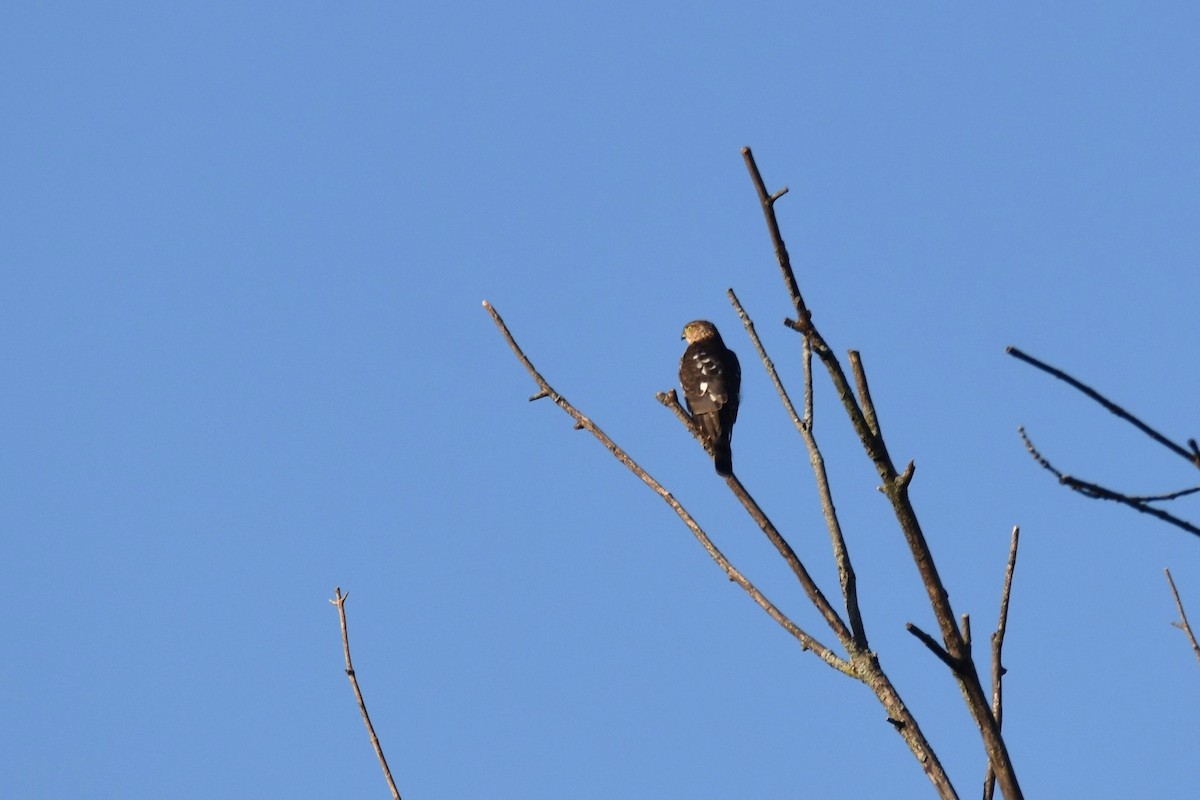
[[802, 335, 815, 428], [728, 289, 866, 647], [728, 288, 805, 435], [330, 588, 402, 800], [984, 527, 1020, 800], [743, 150, 1023, 800], [741, 147, 808, 323], [1164, 569, 1200, 668], [849, 351, 880, 439]]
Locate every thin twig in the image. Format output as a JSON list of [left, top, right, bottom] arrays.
[[1018, 427, 1200, 537], [741, 147, 808, 325], [906, 623, 957, 670], [850, 351, 881, 440], [483, 301, 850, 674], [1164, 569, 1200, 668], [728, 288, 805, 435], [726, 471, 854, 644], [1006, 346, 1199, 468], [330, 588, 402, 800], [728, 288, 867, 648], [802, 335, 814, 429], [984, 527, 1020, 800], [1130, 486, 1200, 503]]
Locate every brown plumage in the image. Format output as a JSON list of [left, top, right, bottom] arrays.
[[679, 320, 741, 476]]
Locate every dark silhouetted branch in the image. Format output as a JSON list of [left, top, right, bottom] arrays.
[[1007, 347, 1198, 467], [906, 622, 958, 670], [1009, 346, 1200, 537], [1018, 427, 1200, 538]]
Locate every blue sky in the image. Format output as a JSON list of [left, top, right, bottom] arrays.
[[4, 3, 1200, 798]]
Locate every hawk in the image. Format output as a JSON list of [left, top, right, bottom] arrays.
[[679, 320, 741, 476]]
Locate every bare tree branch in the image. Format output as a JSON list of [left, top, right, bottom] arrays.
[[1164, 569, 1200, 668], [329, 588, 402, 800], [741, 147, 1021, 800], [487, 298, 957, 796], [728, 288, 867, 648], [486, 150, 1033, 799], [850, 351, 882, 440], [482, 301, 849, 673], [906, 622, 958, 670], [741, 148, 808, 326], [1007, 347, 1199, 467], [984, 527, 1020, 800], [1018, 427, 1200, 538], [727, 287, 805, 435]]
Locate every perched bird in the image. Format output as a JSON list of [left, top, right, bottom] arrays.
[[679, 320, 741, 476]]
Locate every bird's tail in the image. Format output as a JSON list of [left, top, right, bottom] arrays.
[[713, 434, 733, 477]]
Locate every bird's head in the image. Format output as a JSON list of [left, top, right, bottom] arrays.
[[682, 320, 720, 344]]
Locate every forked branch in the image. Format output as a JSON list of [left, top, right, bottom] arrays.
[[1008, 346, 1200, 538], [741, 147, 1021, 800], [728, 288, 867, 648], [1017, 427, 1200, 538], [1007, 347, 1199, 467]]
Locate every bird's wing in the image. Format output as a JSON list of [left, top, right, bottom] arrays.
[[681, 342, 734, 414]]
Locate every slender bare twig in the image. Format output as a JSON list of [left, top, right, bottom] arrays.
[[729, 471, 855, 643], [741, 148, 808, 326], [984, 527, 1020, 800], [482, 301, 849, 673], [330, 588, 401, 800], [802, 335, 815, 429], [1007, 347, 1199, 467], [906, 623, 958, 670], [728, 288, 867, 648], [742, 148, 1021, 800], [1164, 569, 1200, 668], [1009, 347, 1200, 542], [1130, 486, 1200, 503], [850, 352, 882, 440], [1018, 428, 1200, 538], [727, 288, 805, 435]]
